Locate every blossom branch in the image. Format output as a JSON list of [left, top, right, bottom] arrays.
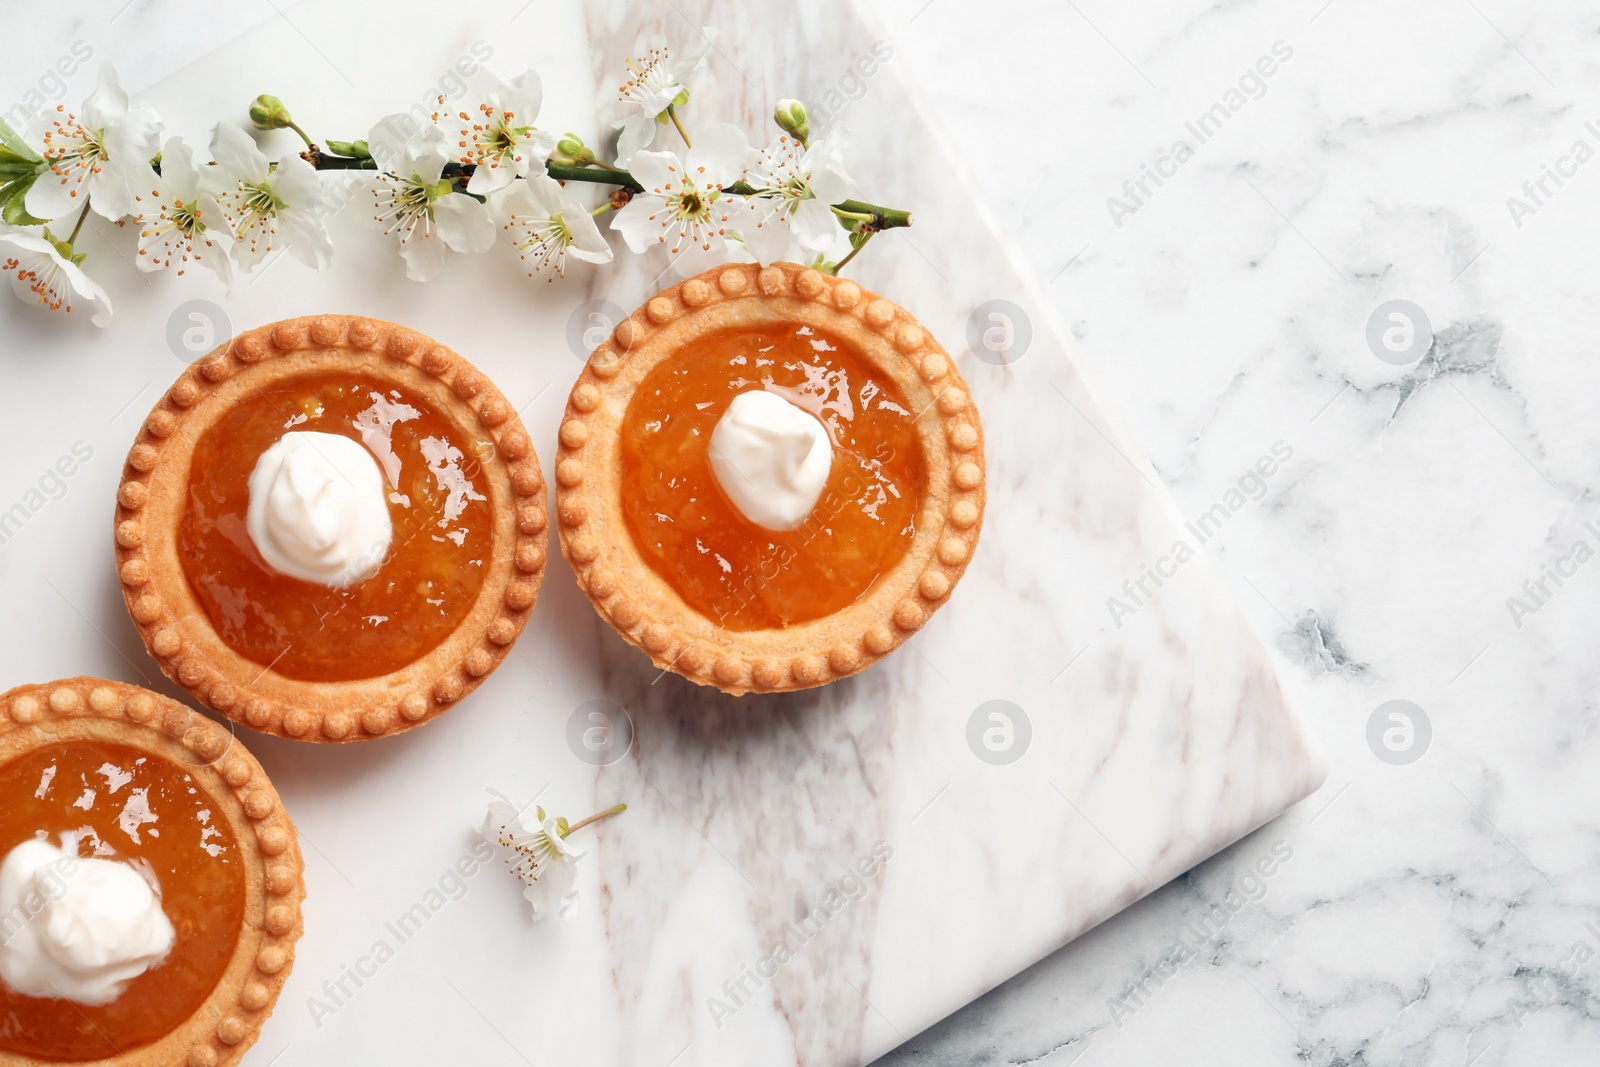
[[0, 26, 917, 325], [304, 144, 908, 243]]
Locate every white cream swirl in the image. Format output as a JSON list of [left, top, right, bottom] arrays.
[[246, 431, 392, 587], [709, 390, 833, 531], [0, 837, 175, 1005]]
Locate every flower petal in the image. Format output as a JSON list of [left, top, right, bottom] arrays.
[[398, 227, 447, 281], [503, 70, 544, 124], [229, 229, 274, 274], [612, 114, 658, 170], [25, 167, 86, 221], [735, 197, 793, 265], [562, 204, 613, 264], [432, 193, 496, 254], [280, 210, 335, 271], [159, 137, 201, 201], [82, 65, 130, 130], [804, 129, 855, 205], [790, 197, 839, 253], [209, 122, 270, 185], [494, 181, 540, 227], [366, 114, 425, 174], [81, 175, 130, 221], [409, 127, 451, 185], [686, 124, 748, 188], [267, 154, 329, 212], [610, 194, 666, 254], [627, 149, 682, 194], [466, 163, 515, 197], [517, 128, 557, 174], [523, 854, 580, 921], [522, 173, 566, 218], [104, 105, 163, 167], [61, 258, 113, 327]]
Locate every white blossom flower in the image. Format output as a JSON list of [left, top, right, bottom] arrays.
[[479, 791, 584, 921], [497, 173, 611, 280], [610, 123, 747, 276], [453, 70, 557, 196], [738, 127, 854, 265], [26, 65, 161, 223], [365, 117, 494, 282], [0, 227, 111, 326], [134, 137, 231, 284], [611, 27, 719, 167], [203, 122, 333, 274]]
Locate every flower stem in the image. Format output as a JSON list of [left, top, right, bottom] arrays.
[[562, 803, 627, 837], [666, 104, 693, 149], [66, 199, 92, 245], [286, 121, 315, 149], [590, 202, 614, 217], [831, 232, 872, 275]]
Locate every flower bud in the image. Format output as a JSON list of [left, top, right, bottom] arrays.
[[774, 99, 810, 147], [552, 133, 596, 166], [248, 94, 294, 131], [325, 139, 371, 160]]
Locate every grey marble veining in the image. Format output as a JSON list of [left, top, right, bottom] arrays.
[[864, 0, 1600, 1064]]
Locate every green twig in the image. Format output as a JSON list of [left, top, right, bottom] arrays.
[[666, 104, 692, 149], [836, 199, 912, 230], [546, 159, 643, 192], [66, 199, 91, 245], [831, 232, 872, 275]]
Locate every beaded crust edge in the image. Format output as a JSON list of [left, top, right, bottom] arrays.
[[555, 262, 986, 695], [0, 677, 305, 1067], [113, 315, 548, 742]]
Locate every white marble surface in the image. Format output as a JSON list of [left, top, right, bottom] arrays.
[[4, 0, 1589, 1065]]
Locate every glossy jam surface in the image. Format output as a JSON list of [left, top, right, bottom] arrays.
[[0, 741, 245, 1060], [178, 374, 494, 681], [620, 324, 926, 630]]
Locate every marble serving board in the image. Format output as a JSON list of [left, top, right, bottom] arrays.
[[0, 1, 1324, 1064]]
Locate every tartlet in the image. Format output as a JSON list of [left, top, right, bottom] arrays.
[[555, 262, 986, 694], [114, 315, 548, 742], [0, 677, 303, 1067]]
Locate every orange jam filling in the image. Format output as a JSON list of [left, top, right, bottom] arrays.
[[620, 323, 926, 631], [178, 373, 494, 681], [0, 741, 245, 1060]]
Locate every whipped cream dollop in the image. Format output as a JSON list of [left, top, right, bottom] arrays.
[[0, 837, 175, 1005], [709, 390, 833, 531], [246, 431, 392, 587]]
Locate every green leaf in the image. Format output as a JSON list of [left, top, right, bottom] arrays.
[[0, 171, 46, 227], [0, 117, 42, 165], [0, 159, 43, 181]]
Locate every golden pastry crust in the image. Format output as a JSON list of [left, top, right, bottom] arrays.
[[114, 315, 548, 743], [0, 677, 304, 1067], [556, 262, 986, 694]]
